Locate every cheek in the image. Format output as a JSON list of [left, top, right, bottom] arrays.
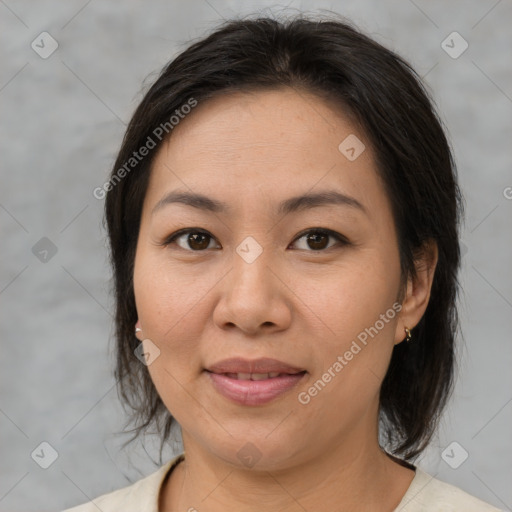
[[135, 248, 197, 332], [133, 257, 209, 419], [133, 252, 223, 373], [292, 251, 401, 400], [292, 251, 400, 341]]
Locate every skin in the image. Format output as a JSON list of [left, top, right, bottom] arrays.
[[133, 87, 438, 511]]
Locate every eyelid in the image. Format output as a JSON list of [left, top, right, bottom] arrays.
[[162, 227, 349, 251]]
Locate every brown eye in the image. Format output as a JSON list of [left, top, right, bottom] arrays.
[[306, 232, 329, 250], [186, 232, 211, 250], [291, 229, 347, 251], [165, 229, 219, 251]]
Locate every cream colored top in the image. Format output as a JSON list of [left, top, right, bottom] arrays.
[[62, 453, 503, 511]]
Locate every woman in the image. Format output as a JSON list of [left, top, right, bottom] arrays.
[[64, 15, 502, 512]]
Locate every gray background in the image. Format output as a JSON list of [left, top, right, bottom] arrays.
[[1, 0, 511, 510]]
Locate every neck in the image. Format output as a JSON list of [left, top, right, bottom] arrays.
[[160, 429, 415, 512]]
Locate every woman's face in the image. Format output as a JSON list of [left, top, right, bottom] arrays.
[[133, 88, 407, 469]]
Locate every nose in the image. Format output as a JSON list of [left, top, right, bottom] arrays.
[[212, 245, 292, 336]]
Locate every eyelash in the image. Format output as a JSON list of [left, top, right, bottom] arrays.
[[161, 227, 349, 252]]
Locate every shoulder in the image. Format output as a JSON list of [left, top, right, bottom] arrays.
[[395, 467, 503, 512], [61, 454, 184, 512]]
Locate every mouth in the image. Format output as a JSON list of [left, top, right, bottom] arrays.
[[204, 358, 307, 406], [212, 371, 306, 380], [205, 356, 306, 375]]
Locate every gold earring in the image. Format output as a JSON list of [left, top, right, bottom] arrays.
[[404, 327, 412, 342]]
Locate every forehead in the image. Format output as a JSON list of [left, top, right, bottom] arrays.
[[156, 88, 362, 168], [144, 88, 387, 220]]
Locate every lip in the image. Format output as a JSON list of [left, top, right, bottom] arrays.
[[205, 357, 305, 374], [204, 357, 307, 406], [206, 371, 307, 406]]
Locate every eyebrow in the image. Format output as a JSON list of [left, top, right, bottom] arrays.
[[151, 190, 367, 216]]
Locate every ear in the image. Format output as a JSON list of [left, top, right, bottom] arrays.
[[394, 239, 438, 345]]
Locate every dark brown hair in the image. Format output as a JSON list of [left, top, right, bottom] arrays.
[[104, 14, 463, 462]]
